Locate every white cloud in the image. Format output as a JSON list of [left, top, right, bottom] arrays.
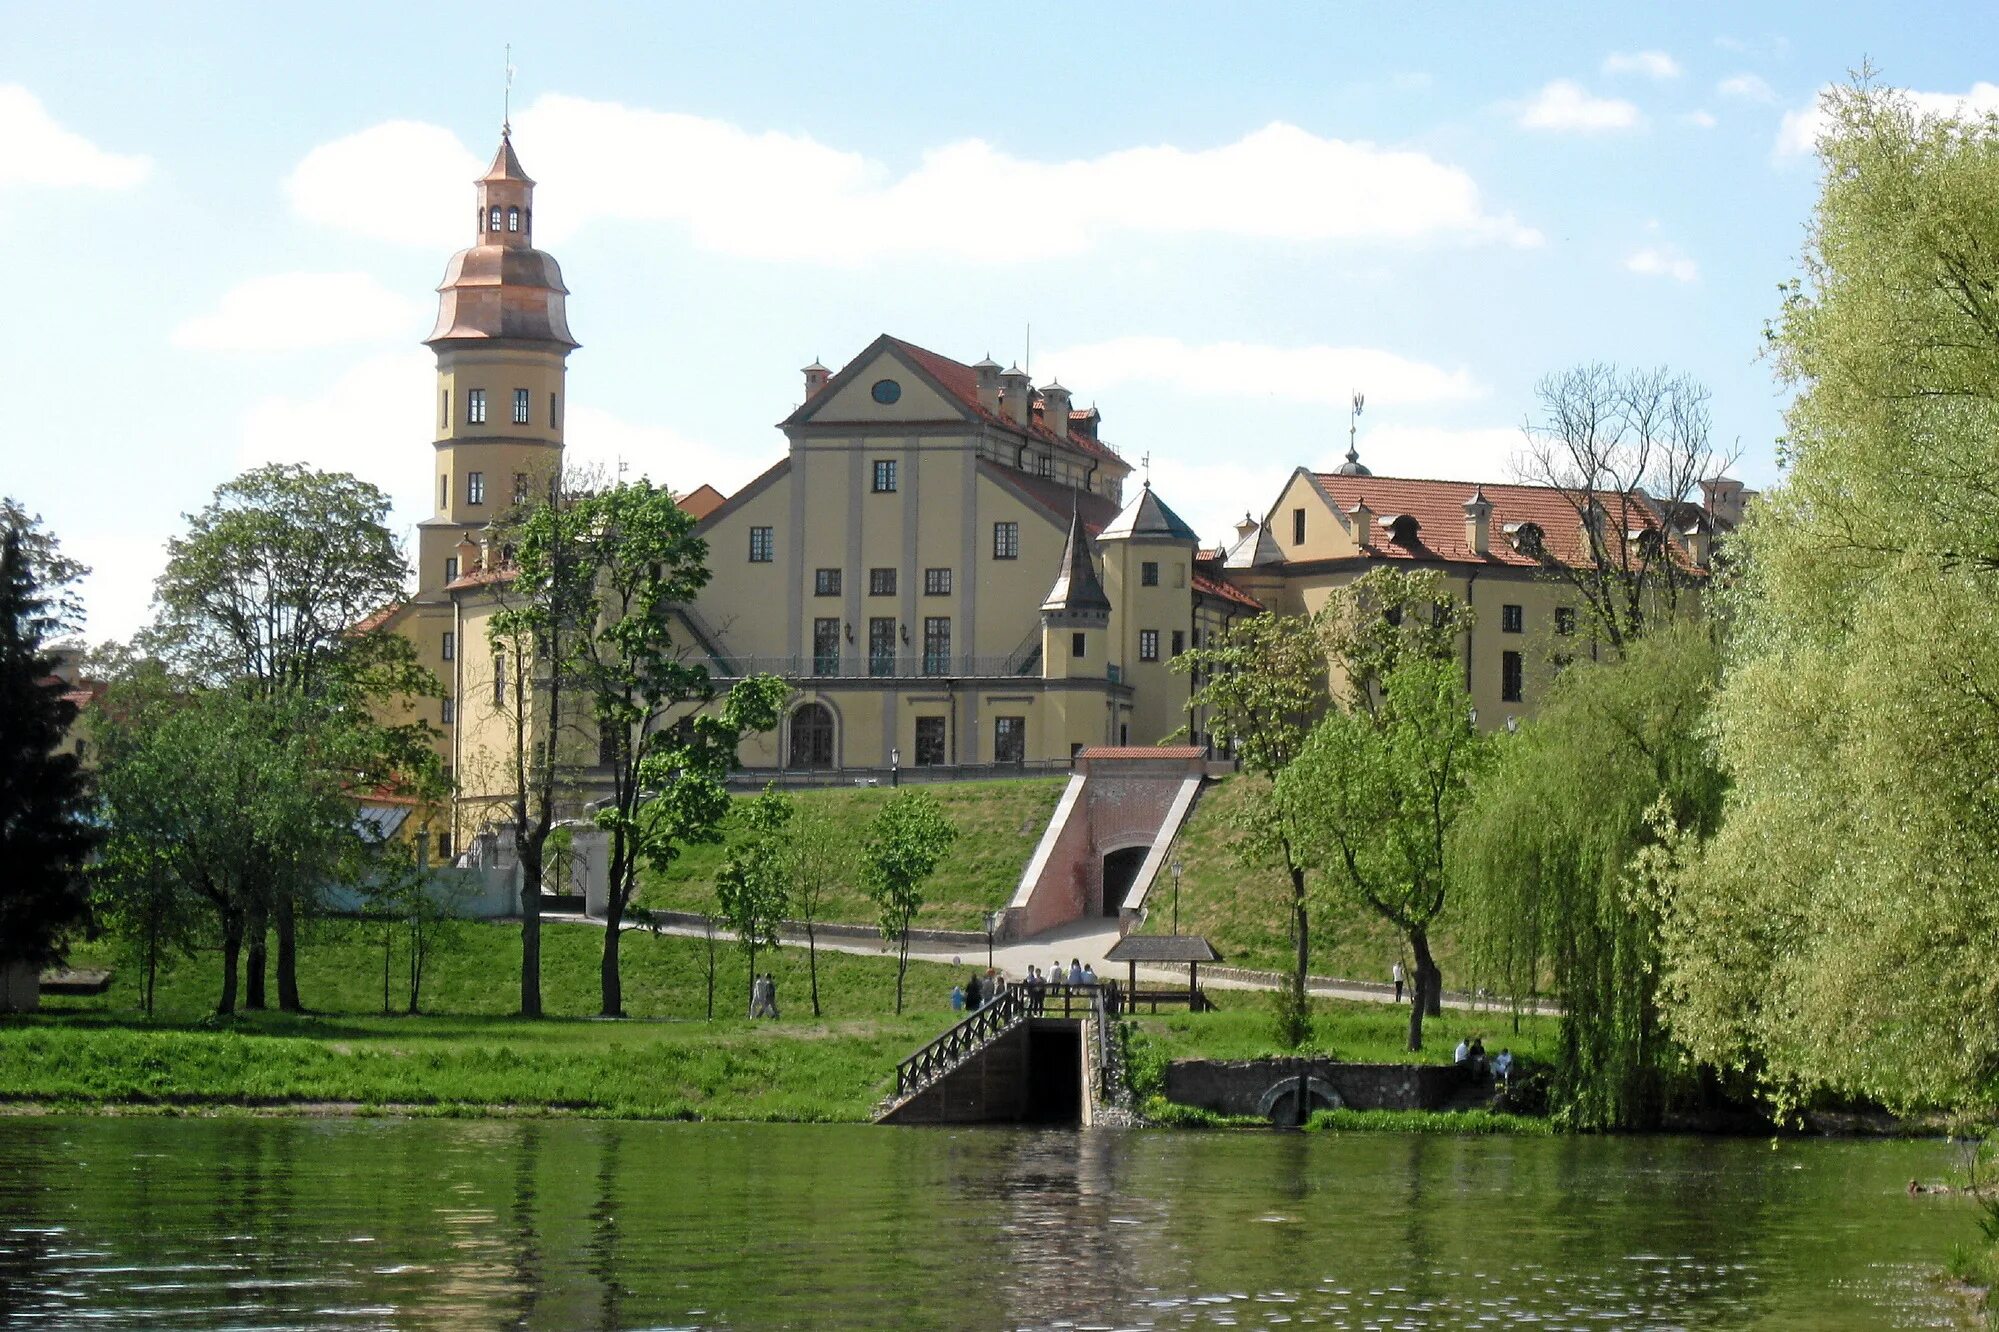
[[1603, 51, 1681, 80], [171, 272, 430, 352], [1683, 110, 1719, 129], [1778, 82, 1999, 157], [0, 84, 151, 190], [1718, 73, 1777, 104], [1038, 336, 1481, 408], [288, 95, 1542, 261], [562, 405, 772, 498], [1626, 245, 1699, 282], [1516, 80, 1644, 133]]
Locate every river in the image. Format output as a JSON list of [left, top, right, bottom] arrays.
[[0, 1117, 1974, 1328]]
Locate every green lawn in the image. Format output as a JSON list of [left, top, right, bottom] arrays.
[[641, 777, 1064, 930]]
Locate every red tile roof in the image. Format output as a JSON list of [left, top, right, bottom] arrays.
[[979, 459, 1122, 534], [884, 336, 1126, 466], [1193, 570, 1263, 612], [1079, 745, 1208, 759], [351, 602, 405, 634], [676, 484, 727, 521], [446, 566, 517, 592], [1313, 473, 1701, 572]]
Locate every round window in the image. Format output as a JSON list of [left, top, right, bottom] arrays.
[[871, 378, 902, 405]]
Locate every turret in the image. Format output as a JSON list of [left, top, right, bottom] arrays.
[[1040, 508, 1111, 682]]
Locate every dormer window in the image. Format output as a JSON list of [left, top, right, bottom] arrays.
[[507, 207, 520, 232], [489, 206, 502, 231], [1506, 522, 1545, 557], [1381, 514, 1420, 544]]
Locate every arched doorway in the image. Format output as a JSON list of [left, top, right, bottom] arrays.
[[1102, 846, 1147, 916], [788, 703, 834, 769]]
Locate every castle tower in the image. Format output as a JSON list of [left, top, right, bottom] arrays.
[[416, 128, 579, 601], [1040, 507, 1114, 755], [1097, 482, 1200, 747]]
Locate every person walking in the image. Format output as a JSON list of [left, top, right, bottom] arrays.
[[964, 971, 983, 1012], [1392, 960, 1406, 1004], [749, 973, 769, 1018], [765, 972, 780, 1020]]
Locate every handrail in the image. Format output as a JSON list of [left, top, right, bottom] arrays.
[[894, 987, 1031, 1097]]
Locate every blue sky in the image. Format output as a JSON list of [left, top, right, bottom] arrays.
[[5, 1, 1996, 639]]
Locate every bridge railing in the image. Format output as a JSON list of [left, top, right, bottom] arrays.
[[894, 987, 1031, 1098]]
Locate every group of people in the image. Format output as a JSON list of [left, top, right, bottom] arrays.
[[1452, 1035, 1514, 1084], [949, 958, 1101, 1016], [749, 972, 780, 1019]]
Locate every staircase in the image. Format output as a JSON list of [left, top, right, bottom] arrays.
[[874, 985, 1132, 1126]]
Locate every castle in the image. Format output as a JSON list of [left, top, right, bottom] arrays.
[[376, 131, 1739, 853]]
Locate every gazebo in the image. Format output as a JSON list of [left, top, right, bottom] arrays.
[[1102, 934, 1224, 1013]]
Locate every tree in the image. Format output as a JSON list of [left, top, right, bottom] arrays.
[[788, 801, 857, 1017], [1280, 655, 1488, 1053], [363, 839, 466, 1015], [715, 786, 793, 1015], [1453, 621, 1724, 1127], [1659, 82, 1999, 1118], [1172, 611, 1327, 1047], [1516, 363, 1727, 649], [862, 789, 957, 1015], [147, 464, 433, 1012], [0, 520, 100, 984]]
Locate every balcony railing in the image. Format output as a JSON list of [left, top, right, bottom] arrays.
[[715, 652, 1041, 680]]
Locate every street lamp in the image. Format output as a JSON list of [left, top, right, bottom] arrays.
[[890, 746, 901, 788], [1170, 858, 1184, 936], [984, 909, 1000, 969]]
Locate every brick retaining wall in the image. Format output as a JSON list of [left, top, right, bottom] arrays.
[[1164, 1057, 1467, 1118]]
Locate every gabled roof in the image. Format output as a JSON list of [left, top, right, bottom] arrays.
[[1193, 570, 1263, 612], [675, 483, 727, 521], [977, 459, 1121, 534], [1042, 508, 1112, 614], [786, 334, 1127, 468], [1104, 934, 1224, 964], [1313, 473, 1700, 571], [1099, 483, 1200, 543]]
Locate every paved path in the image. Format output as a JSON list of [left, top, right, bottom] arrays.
[[547, 911, 1544, 1016]]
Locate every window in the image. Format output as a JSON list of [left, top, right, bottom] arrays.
[[1292, 508, 1306, 545], [440, 390, 449, 429], [441, 697, 454, 725], [1071, 631, 1086, 659], [493, 652, 506, 706], [1171, 630, 1186, 657], [1139, 630, 1160, 662], [514, 472, 530, 504], [549, 392, 559, 429], [437, 832, 452, 861], [915, 716, 946, 766], [922, 617, 951, 675], [467, 388, 486, 424], [749, 527, 774, 562], [812, 618, 840, 676], [507, 206, 519, 233], [439, 475, 448, 508], [868, 618, 896, 676], [872, 459, 897, 493], [1502, 604, 1524, 634], [814, 568, 842, 596], [440, 631, 455, 661], [1033, 454, 1052, 478], [1501, 650, 1523, 703], [466, 472, 485, 505], [924, 567, 952, 596], [1141, 561, 1159, 587], [789, 703, 835, 768], [444, 556, 459, 584], [513, 388, 530, 424], [1555, 606, 1577, 636], [995, 716, 1025, 764], [489, 206, 502, 231], [993, 521, 1019, 560], [869, 568, 897, 596]]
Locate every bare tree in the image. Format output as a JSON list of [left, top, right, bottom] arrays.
[[1516, 365, 1735, 649]]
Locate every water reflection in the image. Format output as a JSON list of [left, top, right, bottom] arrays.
[[0, 1118, 1970, 1329]]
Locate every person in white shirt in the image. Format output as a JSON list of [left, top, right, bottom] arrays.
[[1392, 960, 1406, 1003], [1453, 1037, 1471, 1065]]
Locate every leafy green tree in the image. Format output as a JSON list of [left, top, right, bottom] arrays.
[[147, 464, 434, 1011], [0, 520, 100, 985], [715, 786, 793, 1015], [1454, 621, 1724, 1126], [1280, 655, 1488, 1052], [1660, 81, 1999, 1117], [788, 801, 857, 1017], [363, 839, 466, 1015], [1172, 610, 1327, 1047], [862, 789, 957, 1015]]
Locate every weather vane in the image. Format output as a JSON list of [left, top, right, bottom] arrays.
[[503, 44, 515, 135], [1347, 389, 1365, 464]]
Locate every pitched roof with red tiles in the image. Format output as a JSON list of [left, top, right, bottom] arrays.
[[351, 602, 405, 634], [446, 565, 517, 592], [1312, 473, 1703, 572], [675, 483, 727, 521], [1193, 570, 1264, 612]]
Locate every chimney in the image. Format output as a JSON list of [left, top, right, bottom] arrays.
[[801, 359, 831, 398], [1463, 485, 1492, 556], [999, 364, 1033, 428], [1041, 380, 1072, 437], [1234, 512, 1258, 542], [1683, 521, 1711, 568], [973, 356, 1002, 415], [455, 533, 481, 577], [1347, 495, 1374, 550], [1072, 404, 1101, 443]]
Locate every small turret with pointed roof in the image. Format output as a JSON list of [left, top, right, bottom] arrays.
[[1041, 506, 1111, 619], [1099, 480, 1200, 544]]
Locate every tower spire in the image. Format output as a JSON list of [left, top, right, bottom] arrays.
[[503, 44, 515, 137]]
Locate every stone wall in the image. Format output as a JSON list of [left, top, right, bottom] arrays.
[[1164, 1057, 1467, 1118]]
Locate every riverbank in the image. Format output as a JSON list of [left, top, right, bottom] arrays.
[[5, 920, 1561, 1125]]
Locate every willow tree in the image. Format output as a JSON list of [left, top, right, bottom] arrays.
[[1661, 81, 1999, 1118], [1454, 621, 1724, 1127]]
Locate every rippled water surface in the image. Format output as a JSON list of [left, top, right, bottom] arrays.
[[0, 1117, 1973, 1329]]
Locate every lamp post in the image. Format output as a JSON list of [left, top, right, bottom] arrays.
[[1170, 858, 1184, 935], [890, 746, 900, 788], [984, 909, 1000, 970]]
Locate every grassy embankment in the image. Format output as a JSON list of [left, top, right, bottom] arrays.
[[640, 777, 1064, 931]]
